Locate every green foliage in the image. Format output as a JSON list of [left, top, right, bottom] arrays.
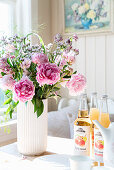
[[32, 98, 44, 118]]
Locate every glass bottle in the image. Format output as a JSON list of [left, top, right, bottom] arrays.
[[90, 92, 99, 158], [94, 95, 110, 166], [74, 93, 92, 156]]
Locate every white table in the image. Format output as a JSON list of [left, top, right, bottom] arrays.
[[0, 136, 74, 170], [0, 136, 74, 159], [0, 137, 111, 170]]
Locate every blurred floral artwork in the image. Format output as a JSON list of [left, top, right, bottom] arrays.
[[64, 0, 113, 34]]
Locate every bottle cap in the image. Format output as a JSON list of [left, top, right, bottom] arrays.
[[101, 95, 108, 99], [91, 92, 97, 96], [81, 93, 87, 98]]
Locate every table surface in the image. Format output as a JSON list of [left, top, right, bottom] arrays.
[[0, 136, 74, 161]]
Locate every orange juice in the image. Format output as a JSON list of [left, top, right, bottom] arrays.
[[99, 112, 110, 128], [90, 108, 99, 122], [90, 93, 99, 159], [94, 95, 110, 166]]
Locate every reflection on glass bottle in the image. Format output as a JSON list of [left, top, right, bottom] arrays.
[[74, 93, 92, 156], [94, 95, 110, 166]]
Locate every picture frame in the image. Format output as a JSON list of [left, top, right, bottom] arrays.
[[63, 0, 114, 35]]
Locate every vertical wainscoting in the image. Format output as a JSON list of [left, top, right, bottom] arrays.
[[50, 0, 114, 110], [75, 35, 114, 99], [106, 35, 114, 98]]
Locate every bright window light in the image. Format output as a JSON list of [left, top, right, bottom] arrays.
[[0, 2, 13, 36]]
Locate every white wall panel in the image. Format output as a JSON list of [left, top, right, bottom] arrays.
[[95, 36, 106, 97], [86, 37, 96, 95], [76, 37, 86, 75], [106, 35, 114, 99]]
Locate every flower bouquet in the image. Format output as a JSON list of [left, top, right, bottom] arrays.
[[0, 33, 86, 118]]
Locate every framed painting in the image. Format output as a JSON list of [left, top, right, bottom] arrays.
[[64, 0, 114, 35]]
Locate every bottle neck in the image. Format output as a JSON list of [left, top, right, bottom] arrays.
[[100, 98, 108, 114], [78, 97, 89, 118], [90, 95, 98, 108]]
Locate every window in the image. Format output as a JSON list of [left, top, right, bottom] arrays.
[[0, 0, 16, 36], [0, 0, 16, 122]]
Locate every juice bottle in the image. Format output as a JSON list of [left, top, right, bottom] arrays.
[[94, 95, 110, 166], [90, 92, 99, 159], [74, 93, 92, 156]]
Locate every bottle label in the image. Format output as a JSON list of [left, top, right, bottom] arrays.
[[74, 126, 90, 156], [94, 128, 104, 163]]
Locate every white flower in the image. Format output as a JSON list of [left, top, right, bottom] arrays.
[[71, 3, 78, 11], [78, 5, 86, 15], [87, 10, 96, 19]]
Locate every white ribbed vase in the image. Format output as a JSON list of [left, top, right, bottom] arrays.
[[17, 99, 48, 155]]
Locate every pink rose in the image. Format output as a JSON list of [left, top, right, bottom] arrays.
[[32, 53, 48, 65], [66, 73, 86, 96], [14, 76, 35, 102], [36, 63, 60, 86], [0, 74, 16, 90], [63, 51, 76, 65]]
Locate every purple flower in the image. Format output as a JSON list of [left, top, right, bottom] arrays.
[[36, 63, 60, 86], [32, 53, 49, 65], [54, 33, 63, 42], [14, 76, 35, 102], [73, 34, 78, 41], [20, 58, 31, 70], [59, 59, 67, 69]]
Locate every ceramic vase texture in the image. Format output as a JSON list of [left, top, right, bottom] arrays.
[[17, 99, 48, 155]]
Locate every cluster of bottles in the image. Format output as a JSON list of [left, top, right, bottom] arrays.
[[74, 93, 110, 166]]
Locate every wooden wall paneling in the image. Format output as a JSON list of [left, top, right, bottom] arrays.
[[106, 35, 114, 99], [95, 36, 106, 97], [76, 37, 86, 75], [86, 37, 96, 95]]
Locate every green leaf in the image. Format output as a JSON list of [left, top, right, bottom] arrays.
[[63, 75, 71, 79], [73, 71, 77, 74], [7, 58, 13, 68], [25, 101, 28, 107], [36, 100, 44, 118], [32, 98, 44, 117], [1, 72, 6, 76], [51, 87, 60, 92], [5, 90, 11, 95], [9, 109, 13, 119], [3, 98, 12, 105]]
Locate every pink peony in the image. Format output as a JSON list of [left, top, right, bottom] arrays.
[[0, 74, 16, 90], [36, 63, 60, 86], [20, 58, 31, 70], [63, 51, 76, 65], [66, 73, 86, 96], [14, 76, 35, 102], [0, 57, 12, 75], [32, 53, 48, 65]]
